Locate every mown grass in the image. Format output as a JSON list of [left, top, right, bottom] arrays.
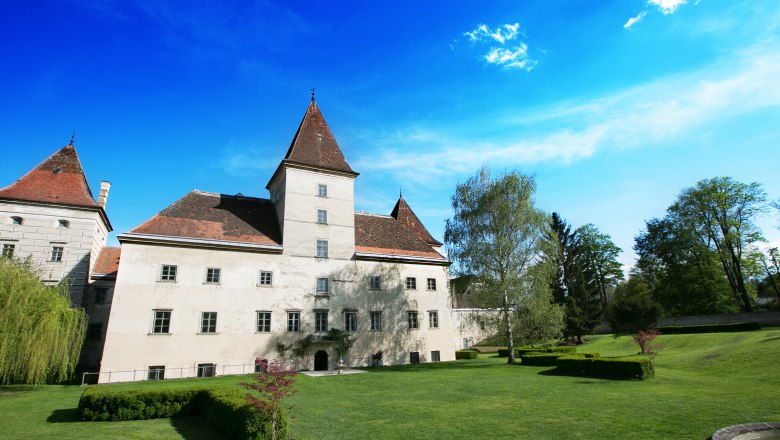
[[0, 329, 778, 439]]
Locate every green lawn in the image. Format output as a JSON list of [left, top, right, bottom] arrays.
[[1, 329, 779, 439]]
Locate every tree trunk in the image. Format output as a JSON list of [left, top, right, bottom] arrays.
[[504, 290, 516, 364]]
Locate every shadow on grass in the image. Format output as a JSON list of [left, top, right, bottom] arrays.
[[47, 408, 81, 423], [0, 385, 37, 394], [170, 415, 232, 440]]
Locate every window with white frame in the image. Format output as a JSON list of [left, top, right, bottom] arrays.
[[316, 209, 328, 224], [10, 216, 23, 225], [317, 184, 328, 197], [369, 276, 381, 290], [205, 268, 221, 284], [148, 365, 165, 380], [49, 245, 64, 262], [370, 311, 382, 331], [315, 310, 328, 332], [58, 219, 69, 228], [316, 239, 328, 258], [407, 311, 419, 329], [259, 271, 273, 286], [201, 312, 217, 333], [316, 277, 329, 295], [152, 310, 171, 334], [1, 243, 15, 258], [197, 363, 216, 378], [256, 311, 271, 333], [428, 311, 439, 329], [405, 277, 416, 290], [427, 278, 437, 290], [287, 311, 301, 332], [344, 310, 357, 331], [160, 265, 177, 282], [431, 350, 441, 362]]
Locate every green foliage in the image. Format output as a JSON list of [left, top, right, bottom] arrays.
[[657, 322, 761, 334], [606, 290, 664, 334], [326, 328, 354, 360], [556, 354, 654, 379], [78, 386, 282, 440], [445, 167, 564, 363], [518, 353, 566, 366], [515, 346, 576, 355], [0, 257, 87, 384], [455, 350, 479, 360]]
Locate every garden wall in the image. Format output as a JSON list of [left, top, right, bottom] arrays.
[[593, 311, 780, 333]]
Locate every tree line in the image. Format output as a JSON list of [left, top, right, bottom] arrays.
[[446, 169, 778, 361]]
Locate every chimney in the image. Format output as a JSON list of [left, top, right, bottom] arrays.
[[98, 181, 111, 209]]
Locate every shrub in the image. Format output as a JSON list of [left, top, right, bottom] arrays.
[[455, 350, 479, 360], [519, 353, 565, 366], [79, 386, 280, 439], [516, 346, 576, 356], [657, 322, 761, 334], [556, 354, 653, 380]]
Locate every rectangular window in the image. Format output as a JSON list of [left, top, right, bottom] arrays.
[[50, 246, 64, 262], [410, 352, 420, 364], [201, 312, 217, 334], [370, 311, 382, 331], [479, 320, 486, 331], [315, 310, 328, 332], [259, 271, 273, 286], [160, 265, 177, 282], [369, 276, 381, 290], [287, 311, 300, 332], [317, 184, 328, 197], [316, 239, 328, 258], [316, 209, 328, 224], [407, 311, 419, 329], [428, 311, 439, 329], [205, 268, 220, 284], [427, 278, 437, 290], [93, 287, 108, 304], [152, 310, 171, 334], [345, 311, 357, 332], [256, 311, 271, 333], [405, 277, 416, 290], [148, 365, 165, 380], [197, 363, 216, 378], [316, 277, 329, 295], [431, 350, 441, 362], [1, 243, 15, 258], [86, 323, 102, 340]]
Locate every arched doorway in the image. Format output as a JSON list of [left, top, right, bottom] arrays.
[[314, 350, 329, 371]]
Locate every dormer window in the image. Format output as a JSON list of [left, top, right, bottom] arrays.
[[11, 216, 23, 225], [58, 220, 69, 228], [317, 184, 328, 197]]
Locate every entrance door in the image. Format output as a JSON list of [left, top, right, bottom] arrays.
[[314, 350, 329, 371]]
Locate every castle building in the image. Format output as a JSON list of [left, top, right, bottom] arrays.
[[98, 101, 455, 382]]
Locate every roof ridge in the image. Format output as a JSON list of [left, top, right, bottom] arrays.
[[355, 211, 392, 218]]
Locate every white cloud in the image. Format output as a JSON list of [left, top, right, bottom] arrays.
[[624, 11, 647, 29], [463, 22, 536, 71], [648, 0, 687, 15], [354, 43, 780, 184]]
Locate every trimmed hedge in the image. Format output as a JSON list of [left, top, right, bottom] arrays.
[[498, 346, 576, 357], [79, 386, 285, 440], [657, 322, 761, 334], [455, 350, 479, 360], [556, 354, 654, 380], [519, 353, 565, 366]]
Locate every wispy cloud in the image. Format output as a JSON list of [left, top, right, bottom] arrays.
[[462, 23, 536, 71], [354, 43, 780, 185], [624, 11, 647, 29]]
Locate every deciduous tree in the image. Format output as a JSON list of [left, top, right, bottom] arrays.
[[445, 167, 563, 364]]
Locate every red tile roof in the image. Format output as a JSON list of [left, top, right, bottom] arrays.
[[390, 195, 443, 246], [355, 213, 447, 262], [282, 102, 357, 175], [0, 144, 99, 208], [128, 191, 282, 246], [92, 247, 121, 278]]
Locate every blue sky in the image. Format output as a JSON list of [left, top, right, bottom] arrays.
[[2, 0, 779, 272]]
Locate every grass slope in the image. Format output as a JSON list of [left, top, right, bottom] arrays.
[[0, 330, 778, 439]]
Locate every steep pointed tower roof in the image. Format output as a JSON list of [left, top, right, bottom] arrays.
[[267, 100, 358, 188], [390, 195, 443, 246], [0, 144, 100, 208]]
